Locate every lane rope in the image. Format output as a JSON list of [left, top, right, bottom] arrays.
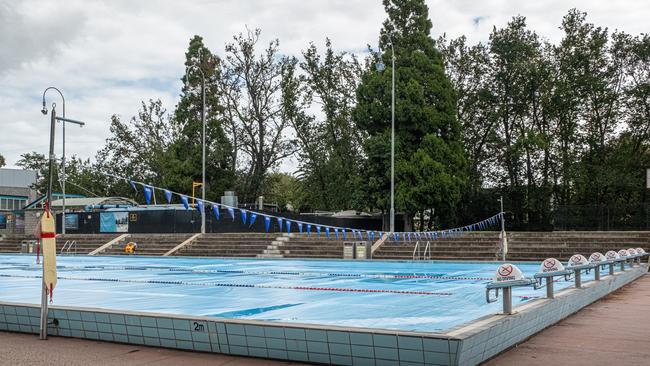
[[0, 273, 453, 296], [0, 262, 492, 281]]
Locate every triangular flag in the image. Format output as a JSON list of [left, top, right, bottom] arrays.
[[276, 217, 283, 231], [306, 224, 312, 235], [196, 200, 204, 213], [241, 210, 247, 225], [298, 222, 303, 233], [286, 220, 291, 233], [180, 195, 189, 210], [212, 205, 220, 220], [341, 229, 346, 241], [249, 213, 257, 227], [325, 227, 330, 238], [393, 232, 399, 241], [164, 189, 172, 203], [143, 186, 152, 205], [129, 180, 137, 192], [228, 207, 235, 221], [264, 216, 271, 232], [316, 226, 321, 236], [334, 228, 339, 240]]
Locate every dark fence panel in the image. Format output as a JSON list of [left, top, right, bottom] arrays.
[[56, 209, 384, 234], [554, 204, 650, 231]]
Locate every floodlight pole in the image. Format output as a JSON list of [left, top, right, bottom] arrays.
[[499, 195, 506, 261], [42, 87, 65, 233], [40, 104, 57, 339], [186, 61, 206, 234], [389, 36, 395, 235]]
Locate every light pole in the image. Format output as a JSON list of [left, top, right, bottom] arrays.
[[39, 103, 87, 340], [185, 60, 206, 234], [376, 33, 396, 233], [41, 87, 66, 233]]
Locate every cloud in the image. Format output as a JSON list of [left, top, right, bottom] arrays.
[[1, 0, 648, 173]]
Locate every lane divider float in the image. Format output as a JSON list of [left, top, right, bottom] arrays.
[[0, 273, 453, 296]]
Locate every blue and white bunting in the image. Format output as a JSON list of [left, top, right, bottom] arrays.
[[180, 195, 189, 210], [164, 189, 172, 204]]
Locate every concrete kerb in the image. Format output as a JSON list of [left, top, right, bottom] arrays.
[[163, 234, 202, 257], [88, 234, 130, 256]]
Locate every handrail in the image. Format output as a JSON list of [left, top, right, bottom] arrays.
[[423, 241, 430, 260], [412, 241, 420, 260]]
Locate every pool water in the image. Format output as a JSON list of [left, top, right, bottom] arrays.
[[0, 255, 589, 332]]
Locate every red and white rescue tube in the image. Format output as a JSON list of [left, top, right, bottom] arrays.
[[40, 209, 57, 302]]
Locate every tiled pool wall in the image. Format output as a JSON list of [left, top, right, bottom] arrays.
[[0, 301, 459, 366], [0, 264, 646, 366]]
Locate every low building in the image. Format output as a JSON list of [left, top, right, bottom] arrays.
[[0, 168, 38, 235]]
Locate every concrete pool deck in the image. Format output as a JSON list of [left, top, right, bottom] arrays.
[[485, 272, 650, 366]]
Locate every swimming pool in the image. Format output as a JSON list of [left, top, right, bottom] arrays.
[[0, 255, 588, 333]]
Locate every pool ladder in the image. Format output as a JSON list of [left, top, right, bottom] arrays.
[[412, 241, 431, 261], [61, 240, 77, 255]]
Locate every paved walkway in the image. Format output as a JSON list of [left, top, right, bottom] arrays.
[[485, 273, 650, 366], [0, 331, 308, 366]]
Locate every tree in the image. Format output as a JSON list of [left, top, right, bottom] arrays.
[[220, 28, 296, 202], [167, 35, 234, 200], [94, 99, 178, 198], [0, 153, 5, 168], [283, 39, 364, 211], [354, 0, 466, 229]]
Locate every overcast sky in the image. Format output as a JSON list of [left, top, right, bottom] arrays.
[[1, 0, 648, 171]]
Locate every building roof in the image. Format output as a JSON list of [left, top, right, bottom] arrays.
[[0, 168, 37, 188], [50, 197, 137, 208]]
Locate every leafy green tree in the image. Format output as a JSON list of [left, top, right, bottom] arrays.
[[354, 0, 466, 229], [0, 153, 5, 168], [283, 39, 364, 211], [166, 35, 234, 200]]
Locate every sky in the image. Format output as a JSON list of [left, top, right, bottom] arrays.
[[1, 0, 648, 172]]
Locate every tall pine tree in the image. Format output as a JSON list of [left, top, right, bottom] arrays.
[[354, 0, 466, 229], [165, 36, 234, 200]]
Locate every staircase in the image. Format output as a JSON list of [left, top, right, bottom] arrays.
[[175, 233, 277, 257], [257, 234, 291, 258], [0, 235, 31, 253], [272, 233, 347, 259], [374, 232, 501, 260], [56, 234, 120, 254], [373, 231, 650, 261], [101, 234, 193, 256]]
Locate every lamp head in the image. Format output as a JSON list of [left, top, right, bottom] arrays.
[[375, 61, 386, 72], [41, 100, 48, 115]]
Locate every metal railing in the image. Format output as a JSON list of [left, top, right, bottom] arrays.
[[60, 240, 77, 255], [412, 241, 431, 260]]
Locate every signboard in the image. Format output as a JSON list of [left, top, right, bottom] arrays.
[[64, 214, 79, 230], [100, 212, 129, 233]]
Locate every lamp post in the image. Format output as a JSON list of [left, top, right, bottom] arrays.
[[376, 33, 396, 233], [41, 88, 85, 234], [41, 87, 66, 233], [39, 102, 87, 340], [185, 61, 206, 234]]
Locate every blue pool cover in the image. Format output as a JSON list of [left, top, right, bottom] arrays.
[[0, 255, 588, 332]]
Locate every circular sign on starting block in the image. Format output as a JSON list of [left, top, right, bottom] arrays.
[[606, 250, 620, 260], [589, 252, 606, 263], [567, 254, 589, 267], [494, 263, 524, 282], [539, 258, 564, 273], [635, 248, 646, 254], [618, 249, 630, 258]]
